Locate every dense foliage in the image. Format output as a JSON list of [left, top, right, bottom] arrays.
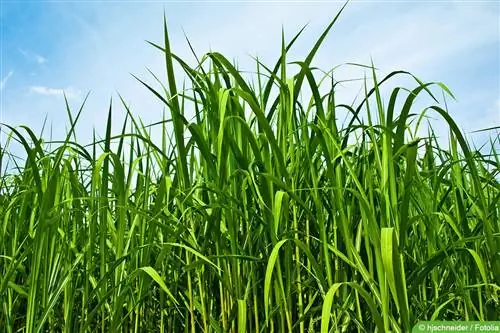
[[1, 6, 499, 333]]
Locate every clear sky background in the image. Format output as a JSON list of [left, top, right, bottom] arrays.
[[0, 1, 499, 158]]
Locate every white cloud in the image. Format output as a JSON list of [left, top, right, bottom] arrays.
[[29, 85, 81, 99], [35, 55, 47, 65], [20, 49, 47, 64], [0, 71, 13, 91]]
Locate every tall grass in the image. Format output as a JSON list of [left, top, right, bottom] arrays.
[[1, 6, 499, 333]]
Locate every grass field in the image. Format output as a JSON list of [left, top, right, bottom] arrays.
[[1, 5, 499, 333]]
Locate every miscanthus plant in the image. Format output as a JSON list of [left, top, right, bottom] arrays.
[[0, 5, 499, 333]]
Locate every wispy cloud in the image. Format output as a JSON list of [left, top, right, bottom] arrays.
[[29, 85, 81, 99], [19, 49, 47, 64], [0, 71, 14, 91]]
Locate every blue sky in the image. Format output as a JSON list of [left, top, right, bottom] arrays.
[[1, 1, 499, 156]]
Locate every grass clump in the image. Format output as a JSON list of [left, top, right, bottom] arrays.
[[0, 5, 499, 333]]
